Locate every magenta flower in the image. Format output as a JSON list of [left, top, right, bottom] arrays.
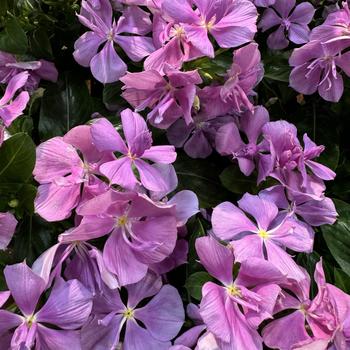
[[33, 125, 110, 222], [289, 41, 350, 102], [216, 105, 269, 176], [220, 42, 263, 112], [195, 236, 284, 349], [259, 0, 315, 50], [161, 0, 257, 58], [258, 121, 336, 186], [0, 51, 58, 92], [81, 272, 184, 350], [310, 2, 350, 51], [212, 192, 314, 281], [59, 190, 178, 286], [91, 109, 177, 192], [121, 65, 202, 128], [73, 0, 154, 83], [263, 260, 350, 350], [0, 71, 30, 127], [0, 212, 17, 250], [0, 262, 92, 349]]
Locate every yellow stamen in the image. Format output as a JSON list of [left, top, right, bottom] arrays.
[[26, 314, 36, 327], [226, 284, 241, 297], [117, 215, 128, 227], [258, 229, 270, 239], [123, 308, 134, 319]]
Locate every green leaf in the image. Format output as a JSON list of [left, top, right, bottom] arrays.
[[103, 82, 128, 112], [185, 271, 213, 300], [322, 199, 350, 277], [334, 268, 350, 294], [174, 153, 233, 208], [220, 165, 257, 194], [0, 133, 35, 183], [39, 72, 92, 139], [264, 65, 291, 82], [0, 18, 28, 54], [30, 29, 53, 59]]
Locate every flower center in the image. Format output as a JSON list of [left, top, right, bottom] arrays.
[[258, 229, 270, 239], [127, 150, 137, 160], [173, 25, 185, 37], [226, 284, 241, 297], [200, 16, 216, 30], [106, 30, 114, 42], [123, 308, 134, 319], [117, 215, 128, 227], [26, 314, 36, 327]]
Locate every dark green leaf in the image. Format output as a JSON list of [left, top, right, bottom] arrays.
[[334, 268, 350, 293], [39, 72, 93, 139], [220, 165, 257, 194], [174, 153, 232, 208], [185, 271, 213, 300], [0, 18, 28, 54], [264, 65, 291, 82], [0, 133, 35, 183], [30, 29, 53, 59], [103, 82, 128, 112], [322, 199, 350, 277]]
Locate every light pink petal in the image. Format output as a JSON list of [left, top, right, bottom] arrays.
[[91, 117, 127, 153], [126, 272, 162, 308], [117, 6, 152, 35], [195, 236, 234, 286], [33, 137, 82, 183], [168, 190, 199, 226], [121, 108, 148, 146], [336, 51, 350, 77], [305, 160, 336, 181], [36, 278, 92, 329], [73, 31, 105, 67], [212, 201, 257, 240], [238, 193, 278, 231], [289, 63, 321, 95], [232, 234, 264, 262], [0, 71, 28, 106], [199, 282, 231, 343], [90, 41, 127, 83], [142, 145, 177, 164], [4, 262, 45, 316], [318, 71, 344, 102], [134, 159, 169, 191], [0, 212, 17, 250], [0, 91, 29, 126], [273, 0, 295, 18], [183, 25, 214, 58], [161, 0, 198, 23], [35, 182, 81, 222], [262, 311, 310, 349], [36, 60, 58, 82], [103, 231, 148, 286], [81, 314, 123, 350], [236, 257, 286, 287], [115, 35, 155, 62], [59, 216, 115, 243], [135, 285, 184, 341], [0, 310, 22, 336], [124, 320, 171, 350], [258, 8, 281, 31], [100, 157, 138, 189], [36, 325, 82, 350], [267, 26, 289, 50]]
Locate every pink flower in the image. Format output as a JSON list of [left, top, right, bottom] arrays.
[[91, 109, 177, 192]]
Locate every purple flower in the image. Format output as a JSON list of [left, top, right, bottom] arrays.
[[0, 71, 30, 127], [0, 262, 92, 349], [161, 0, 258, 58], [59, 190, 178, 286], [258, 121, 336, 186], [195, 236, 284, 349], [289, 41, 350, 102], [120, 65, 202, 128], [259, 0, 315, 50], [91, 109, 177, 192], [310, 1, 350, 51], [73, 0, 155, 83], [252, 0, 275, 7], [263, 260, 350, 349], [0, 51, 58, 92], [0, 212, 17, 250], [212, 192, 314, 281], [33, 125, 110, 222], [81, 272, 184, 349], [216, 105, 269, 176], [220, 42, 263, 112]]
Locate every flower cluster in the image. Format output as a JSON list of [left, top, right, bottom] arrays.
[[0, 0, 349, 349]]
